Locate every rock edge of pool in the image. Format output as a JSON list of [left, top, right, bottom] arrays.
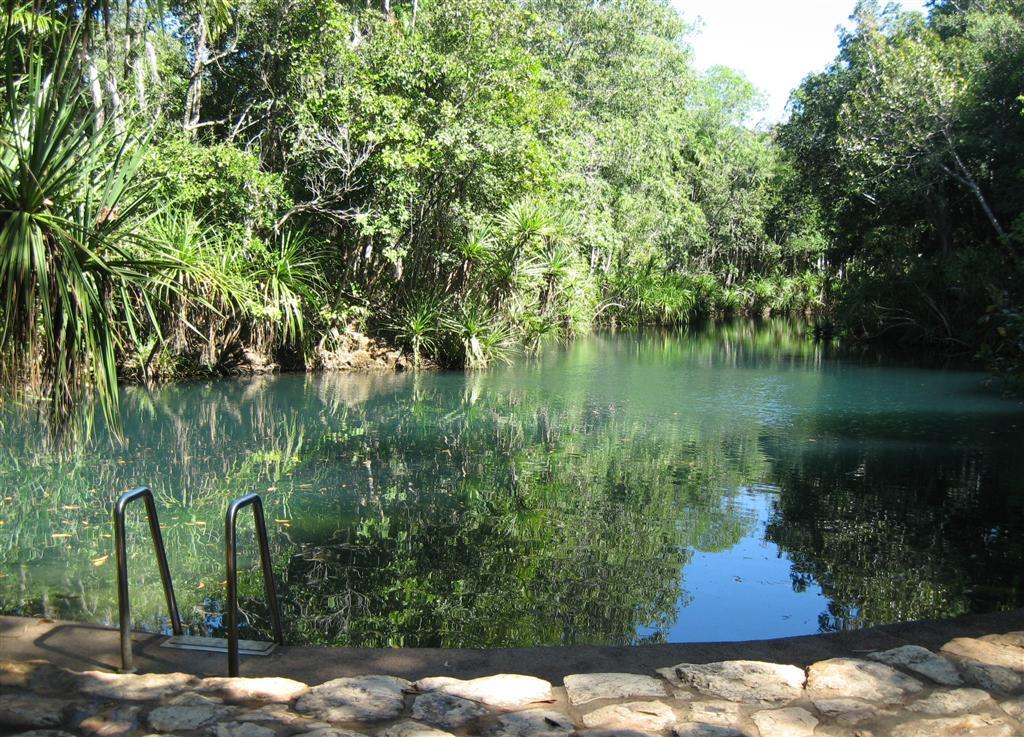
[[3, 609, 1024, 737]]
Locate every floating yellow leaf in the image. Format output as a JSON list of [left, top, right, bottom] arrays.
[[197, 581, 205, 589], [51, 533, 72, 539], [91, 555, 109, 566], [62, 505, 80, 510]]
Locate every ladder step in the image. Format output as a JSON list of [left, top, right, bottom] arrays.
[[161, 635, 277, 655]]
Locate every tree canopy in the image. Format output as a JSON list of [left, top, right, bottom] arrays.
[[779, 0, 1024, 377]]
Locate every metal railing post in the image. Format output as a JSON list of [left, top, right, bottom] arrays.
[[225, 493, 284, 676], [114, 487, 182, 673]]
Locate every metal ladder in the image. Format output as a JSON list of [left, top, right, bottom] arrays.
[[224, 493, 285, 676], [114, 487, 182, 673], [114, 487, 284, 675]]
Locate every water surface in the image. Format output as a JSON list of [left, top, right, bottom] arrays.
[[1, 320, 1022, 647]]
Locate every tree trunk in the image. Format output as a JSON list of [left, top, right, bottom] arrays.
[[183, 13, 209, 136], [85, 55, 105, 129], [134, 51, 148, 113], [929, 183, 952, 256], [100, 0, 125, 134], [941, 128, 1005, 240]]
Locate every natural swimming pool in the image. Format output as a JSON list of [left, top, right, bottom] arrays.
[[1, 320, 1022, 647]]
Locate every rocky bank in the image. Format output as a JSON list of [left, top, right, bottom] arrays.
[[2, 631, 1024, 737]]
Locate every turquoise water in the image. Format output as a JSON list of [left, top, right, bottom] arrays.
[[1, 320, 1022, 647]]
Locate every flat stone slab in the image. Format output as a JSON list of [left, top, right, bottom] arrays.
[[378, 721, 455, 737], [412, 692, 488, 730], [867, 645, 963, 686], [199, 677, 309, 704], [234, 704, 330, 731], [580, 701, 676, 732], [1000, 695, 1024, 719], [212, 722, 278, 737], [412, 675, 553, 710], [147, 704, 231, 732], [78, 705, 143, 737], [980, 632, 1024, 650], [750, 707, 817, 737], [806, 657, 924, 704], [957, 661, 1022, 694], [941, 638, 1024, 672], [660, 661, 805, 705], [811, 697, 885, 726], [680, 701, 745, 727], [169, 692, 225, 706], [0, 693, 71, 729], [295, 676, 409, 722], [672, 724, 745, 737], [907, 687, 996, 715], [564, 674, 666, 706], [481, 709, 575, 737], [891, 713, 1020, 737], [76, 671, 197, 701], [293, 729, 369, 737]]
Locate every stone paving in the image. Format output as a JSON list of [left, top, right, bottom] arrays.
[[2, 632, 1023, 737]]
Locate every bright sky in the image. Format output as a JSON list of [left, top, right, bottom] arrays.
[[675, 0, 930, 125]]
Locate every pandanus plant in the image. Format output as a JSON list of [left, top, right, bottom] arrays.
[[389, 293, 445, 368], [0, 15, 175, 440]]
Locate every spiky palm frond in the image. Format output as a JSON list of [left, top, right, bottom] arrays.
[[444, 302, 515, 368], [248, 228, 326, 348], [0, 23, 164, 439], [458, 223, 496, 265], [388, 292, 445, 368]]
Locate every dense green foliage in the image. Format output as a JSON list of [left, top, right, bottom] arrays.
[[779, 0, 1024, 379], [1, 0, 830, 432], [3, 0, 1022, 433]]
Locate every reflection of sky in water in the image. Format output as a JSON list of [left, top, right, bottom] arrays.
[[1, 320, 1022, 647], [643, 489, 828, 642]]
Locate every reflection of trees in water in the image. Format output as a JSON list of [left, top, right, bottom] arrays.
[[4, 320, 1020, 646], [764, 434, 1024, 631], [273, 368, 762, 647], [0, 351, 762, 646]]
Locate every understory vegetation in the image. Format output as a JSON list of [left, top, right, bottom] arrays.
[[0, 0, 1022, 436]]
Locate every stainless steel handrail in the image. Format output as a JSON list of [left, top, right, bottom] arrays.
[[225, 493, 284, 676], [114, 487, 183, 673]]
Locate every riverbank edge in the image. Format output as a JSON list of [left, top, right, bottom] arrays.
[[2, 610, 1023, 737], [3, 608, 1022, 682]]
